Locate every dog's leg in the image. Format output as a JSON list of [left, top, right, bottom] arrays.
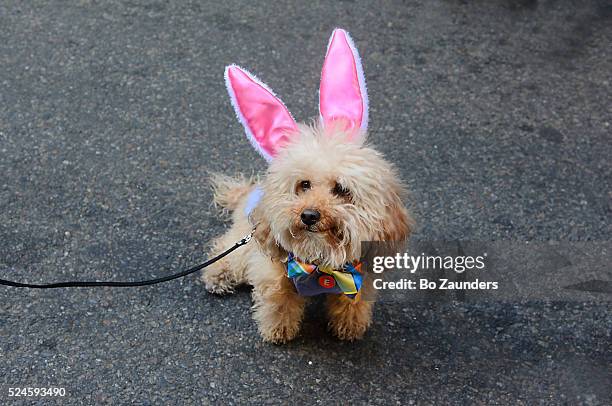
[[250, 259, 305, 344], [326, 292, 374, 341], [201, 231, 249, 294], [202, 174, 255, 294]]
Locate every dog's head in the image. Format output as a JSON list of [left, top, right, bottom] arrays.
[[252, 124, 412, 268], [225, 28, 412, 267]]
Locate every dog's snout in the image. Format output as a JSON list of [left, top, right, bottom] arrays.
[[300, 209, 320, 226]]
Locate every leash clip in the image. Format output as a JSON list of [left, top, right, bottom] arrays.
[[240, 226, 257, 246]]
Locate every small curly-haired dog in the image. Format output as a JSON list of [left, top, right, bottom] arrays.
[[202, 29, 412, 343]]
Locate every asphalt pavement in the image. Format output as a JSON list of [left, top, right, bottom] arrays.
[[0, 0, 610, 404]]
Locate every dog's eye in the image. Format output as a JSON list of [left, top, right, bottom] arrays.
[[297, 180, 311, 193], [332, 182, 351, 198]]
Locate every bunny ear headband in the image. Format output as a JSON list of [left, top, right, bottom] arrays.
[[224, 28, 368, 162]]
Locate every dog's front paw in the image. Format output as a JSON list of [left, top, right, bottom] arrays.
[[252, 286, 305, 344], [260, 322, 301, 344], [256, 305, 304, 344], [328, 315, 369, 341], [327, 295, 373, 341]]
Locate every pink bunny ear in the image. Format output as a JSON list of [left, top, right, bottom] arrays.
[[225, 65, 298, 161], [319, 28, 369, 136]]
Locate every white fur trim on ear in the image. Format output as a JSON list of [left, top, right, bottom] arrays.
[[341, 29, 369, 131]]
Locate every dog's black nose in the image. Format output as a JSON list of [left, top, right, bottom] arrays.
[[300, 209, 320, 226]]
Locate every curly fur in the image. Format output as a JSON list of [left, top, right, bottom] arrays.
[[201, 124, 413, 343]]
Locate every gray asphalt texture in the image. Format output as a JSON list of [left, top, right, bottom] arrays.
[[1, 0, 610, 404]]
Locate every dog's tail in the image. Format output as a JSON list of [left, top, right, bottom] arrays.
[[209, 173, 255, 212]]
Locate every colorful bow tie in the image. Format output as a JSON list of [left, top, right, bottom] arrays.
[[286, 253, 363, 298]]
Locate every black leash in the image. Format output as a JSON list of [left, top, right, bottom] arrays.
[[0, 230, 254, 289]]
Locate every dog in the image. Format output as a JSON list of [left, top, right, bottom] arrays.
[[201, 29, 413, 343]]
